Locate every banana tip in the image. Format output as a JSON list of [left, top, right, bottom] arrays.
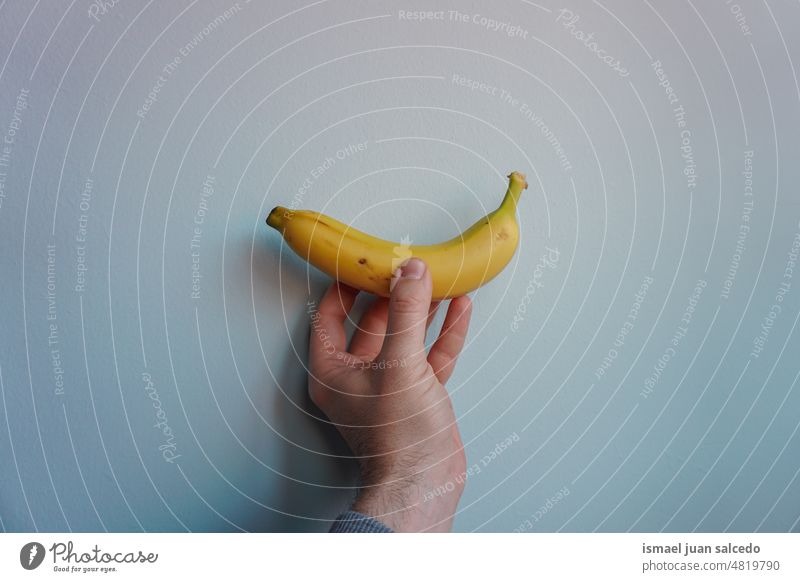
[[266, 206, 286, 230]]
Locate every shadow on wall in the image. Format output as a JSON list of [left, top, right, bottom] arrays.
[[240, 230, 359, 532]]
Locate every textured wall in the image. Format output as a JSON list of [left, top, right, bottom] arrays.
[[0, 0, 798, 532]]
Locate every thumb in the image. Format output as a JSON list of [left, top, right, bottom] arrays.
[[379, 257, 432, 364]]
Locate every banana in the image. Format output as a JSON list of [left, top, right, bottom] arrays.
[[266, 171, 527, 300]]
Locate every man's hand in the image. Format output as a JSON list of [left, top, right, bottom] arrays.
[[308, 258, 472, 532]]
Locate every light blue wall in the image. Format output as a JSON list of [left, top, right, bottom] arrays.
[[1, 0, 798, 532]]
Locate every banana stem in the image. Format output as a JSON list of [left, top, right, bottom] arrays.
[[499, 171, 528, 212]]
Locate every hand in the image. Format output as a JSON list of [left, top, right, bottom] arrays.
[[307, 258, 473, 532]]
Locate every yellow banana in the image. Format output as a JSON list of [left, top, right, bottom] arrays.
[[266, 171, 527, 300]]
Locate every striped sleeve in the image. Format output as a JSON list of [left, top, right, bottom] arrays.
[[329, 510, 393, 533]]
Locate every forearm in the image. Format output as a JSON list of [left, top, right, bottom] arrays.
[[351, 474, 462, 532]]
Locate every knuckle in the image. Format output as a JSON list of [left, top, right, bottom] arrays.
[[448, 327, 467, 344], [391, 292, 426, 315]]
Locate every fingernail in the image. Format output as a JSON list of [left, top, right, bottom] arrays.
[[400, 258, 425, 280]]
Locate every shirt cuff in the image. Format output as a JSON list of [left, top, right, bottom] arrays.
[[329, 510, 394, 533]]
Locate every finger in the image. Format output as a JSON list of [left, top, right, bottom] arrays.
[[427, 295, 472, 385], [378, 257, 432, 364], [308, 282, 359, 367], [348, 298, 439, 363], [348, 297, 389, 361]]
